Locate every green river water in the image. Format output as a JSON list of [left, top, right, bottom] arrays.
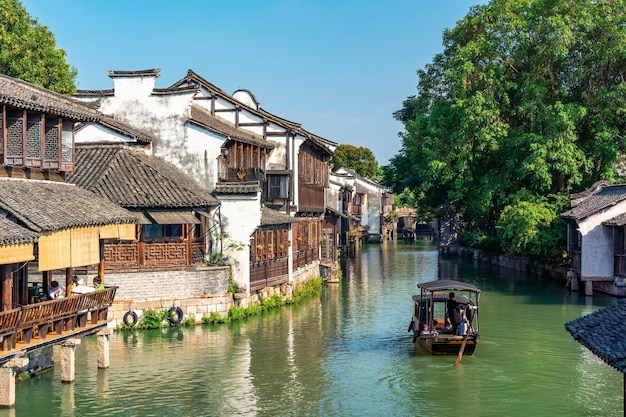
[[0, 242, 621, 417]]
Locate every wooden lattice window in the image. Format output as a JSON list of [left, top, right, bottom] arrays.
[[44, 115, 60, 166], [26, 113, 42, 166], [6, 111, 24, 165]]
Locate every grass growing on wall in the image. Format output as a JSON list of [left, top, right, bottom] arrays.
[[201, 277, 324, 325], [119, 277, 324, 330]]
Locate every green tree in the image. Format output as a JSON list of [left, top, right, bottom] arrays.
[[390, 0, 626, 258], [0, 0, 77, 94], [331, 144, 380, 180]]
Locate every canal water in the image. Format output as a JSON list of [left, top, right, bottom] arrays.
[[2, 242, 622, 417]]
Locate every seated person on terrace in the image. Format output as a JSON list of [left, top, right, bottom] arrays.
[[93, 276, 105, 291], [69, 276, 95, 295], [48, 280, 65, 299]]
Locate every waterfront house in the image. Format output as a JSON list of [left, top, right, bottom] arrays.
[[73, 69, 337, 297], [0, 75, 137, 389], [561, 181, 626, 296], [66, 143, 226, 304]]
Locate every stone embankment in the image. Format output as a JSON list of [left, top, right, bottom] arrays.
[[441, 244, 568, 281]]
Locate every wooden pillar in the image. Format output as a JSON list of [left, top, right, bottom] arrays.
[[98, 240, 105, 285], [65, 268, 73, 291], [97, 328, 113, 369], [186, 225, 193, 265], [42, 270, 51, 297], [19, 264, 28, 305], [1, 265, 11, 312], [61, 339, 81, 383]]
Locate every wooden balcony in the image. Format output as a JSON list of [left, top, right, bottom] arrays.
[[218, 166, 263, 183], [0, 287, 117, 365]]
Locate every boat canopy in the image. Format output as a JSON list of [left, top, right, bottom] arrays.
[[417, 280, 481, 294]]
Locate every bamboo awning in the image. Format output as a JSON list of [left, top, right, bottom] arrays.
[[146, 211, 201, 225], [0, 243, 35, 264], [37, 223, 136, 271]]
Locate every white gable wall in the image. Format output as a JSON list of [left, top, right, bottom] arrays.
[[112, 76, 157, 99], [74, 124, 151, 155], [578, 200, 626, 278], [218, 192, 262, 293]]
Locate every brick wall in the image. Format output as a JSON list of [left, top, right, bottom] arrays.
[[104, 266, 230, 302]]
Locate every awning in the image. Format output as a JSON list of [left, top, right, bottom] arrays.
[[195, 210, 212, 218], [146, 211, 201, 225], [133, 211, 152, 225]]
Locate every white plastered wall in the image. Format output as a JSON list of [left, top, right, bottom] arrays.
[[578, 200, 626, 278], [217, 192, 262, 293]]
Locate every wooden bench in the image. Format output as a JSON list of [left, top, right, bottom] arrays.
[[19, 301, 55, 343], [0, 308, 23, 350]]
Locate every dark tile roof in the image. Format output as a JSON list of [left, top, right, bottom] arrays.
[[108, 69, 161, 78], [0, 74, 101, 121], [261, 207, 300, 226], [565, 299, 626, 373], [0, 216, 38, 246], [188, 105, 274, 150], [214, 182, 260, 195], [604, 213, 626, 227], [67, 145, 220, 209], [0, 179, 136, 233], [75, 115, 153, 144], [73, 90, 114, 99], [561, 184, 626, 220], [174, 70, 336, 154], [171, 70, 302, 130]]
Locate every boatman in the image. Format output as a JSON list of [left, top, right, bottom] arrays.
[[447, 292, 464, 336]]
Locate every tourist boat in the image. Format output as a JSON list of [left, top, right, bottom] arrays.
[[408, 279, 480, 355]]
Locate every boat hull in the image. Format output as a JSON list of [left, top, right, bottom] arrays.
[[416, 334, 478, 355]]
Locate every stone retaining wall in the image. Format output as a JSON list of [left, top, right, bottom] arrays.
[[441, 244, 568, 281], [106, 262, 323, 327]]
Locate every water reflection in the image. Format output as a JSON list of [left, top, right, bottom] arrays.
[[1, 241, 622, 417]]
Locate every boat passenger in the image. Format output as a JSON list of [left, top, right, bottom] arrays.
[[439, 317, 453, 334], [447, 292, 464, 335]]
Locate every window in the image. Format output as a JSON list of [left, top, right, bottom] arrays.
[[143, 224, 183, 239], [268, 174, 289, 199]]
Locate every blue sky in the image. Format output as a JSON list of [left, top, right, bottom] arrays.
[[21, 0, 483, 165]]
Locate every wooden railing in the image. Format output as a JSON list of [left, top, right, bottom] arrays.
[[250, 257, 289, 292], [293, 248, 319, 269], [0, 287, 117, 351]]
